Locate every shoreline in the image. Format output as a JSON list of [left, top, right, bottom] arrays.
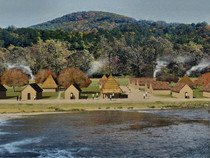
[[0, 100, 209, 115]]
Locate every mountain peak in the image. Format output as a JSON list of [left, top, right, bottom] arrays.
[[31, 11, 137, 31]]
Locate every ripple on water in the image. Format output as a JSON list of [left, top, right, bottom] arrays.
[[0, 137, 43, 154]]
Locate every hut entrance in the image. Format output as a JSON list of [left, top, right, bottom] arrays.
[[27, 93, 31, 100], [185, 92, 189, 99], [70, 93, 75, 99]]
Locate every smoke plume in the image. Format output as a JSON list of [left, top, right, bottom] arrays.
[[7, 63, 34, 80], [87, 59, 107, 76], [186, 60, 210, 76], [153, 60, 169, 78]]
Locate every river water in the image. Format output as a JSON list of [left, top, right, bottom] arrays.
[[0, 109, 209, 158]]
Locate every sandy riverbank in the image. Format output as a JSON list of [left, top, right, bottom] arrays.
[[0, 100, 209, 115]]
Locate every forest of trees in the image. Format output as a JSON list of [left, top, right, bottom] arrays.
[[0, 14, 209, 78]]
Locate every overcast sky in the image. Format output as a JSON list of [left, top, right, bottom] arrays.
[[0, 0, 209, 28]]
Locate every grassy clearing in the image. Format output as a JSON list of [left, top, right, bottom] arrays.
[[0, 101, 209, 114], [42, 92, 59, 99]]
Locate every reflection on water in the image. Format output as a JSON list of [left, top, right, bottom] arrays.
[[0, 109, 209, 158]]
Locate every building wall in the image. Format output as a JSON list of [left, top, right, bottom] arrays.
[[21, 86, 42, 100], [180, 85, 193, 98], [64, 85, 80, 99], [203, 92, 210, 98], [172, 92, 180, 98], [0, 91, 6, 99], [172, 85, 193, 99]]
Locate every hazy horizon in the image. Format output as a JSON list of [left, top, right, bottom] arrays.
[[0, 0, 209, 28]]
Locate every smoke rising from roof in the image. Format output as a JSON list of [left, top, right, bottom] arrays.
[[153, 60, 169, 78], [186, 60, 210, 76], [87, 59, 107, 76], [6, 63, 34, 80]]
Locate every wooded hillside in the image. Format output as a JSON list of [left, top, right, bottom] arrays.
[[0, 11, 209, 77]]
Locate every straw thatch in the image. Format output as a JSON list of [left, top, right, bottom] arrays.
[[150, 81, 171, 90], [171, 83, 187, 93], [195, 72, 210, 86], [101, 75, 122, 94], [129, 77, 155, 86], [42, 75, 58, 89], [99, 75, 108, 89], [178, 76, 195, 88], [138, 78, 155, 86]]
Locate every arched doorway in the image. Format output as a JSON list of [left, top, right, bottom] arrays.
[[27, 93, 31, 100]]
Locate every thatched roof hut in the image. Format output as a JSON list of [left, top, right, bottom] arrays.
[[101, 75, 122, 95], [42, 75, 58, 92], [64, 84, 81, 99], [0, 84, 7, 99], [171, 83, 193, 99], [150, 81, 171, 90], [99, 75, 108, 89], [178, 76, 195, 88], [138, 78, 155, 86], [21, 83, 43, 100], [149, 81, 171, 95]]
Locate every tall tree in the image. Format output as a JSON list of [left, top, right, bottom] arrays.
[[58, 68, 91, 88], [1, 68, 29, 91], [35, 69, 57, 83]]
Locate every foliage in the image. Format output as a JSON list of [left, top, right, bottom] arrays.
[[58, 67, 91, 88], [35, 69, 57, 83], [1, 68, 29, 91], [0, 11, 209, 77]]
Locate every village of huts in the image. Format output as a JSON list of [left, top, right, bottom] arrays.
[[1, 70, 210, 101]]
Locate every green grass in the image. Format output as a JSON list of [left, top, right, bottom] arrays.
[[116, 77, 129, 86], [194, 87, 203, 98], [5, 86, 23, 99], [42, 92, 59, 99], [82, 78, 100, 92]]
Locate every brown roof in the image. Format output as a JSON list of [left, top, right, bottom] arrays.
[[150, 81, 171, 90], [203, 83, 210, 92], [138, 78, 154, 86], [102, 75, 122, 93], [42, 75, 58, 89], [0, 84, 7, 91], [130, 77, 155, 86], [30, 83, 43, 92], [179, 76, 195, 88], [171, 83, 190, 93], [195, 72, 210, 86]]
